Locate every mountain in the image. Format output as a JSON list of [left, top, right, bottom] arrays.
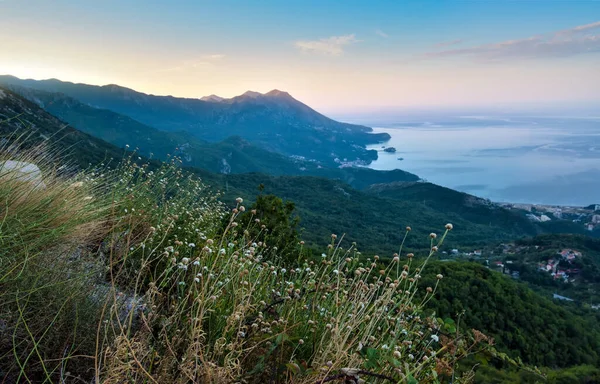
[[0, 87, 125, 167], [1, 84, 418, 189], [0, 75, 390, 166], [200, 94, 224, 102], [0, 87, 546, 253]]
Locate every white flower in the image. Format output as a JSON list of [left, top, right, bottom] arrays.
[[194, 277, 200, 283], [193, 260, 200, 266], [332, 270, 339, 274], [178, 281, 185, 286], [281, 268, 287, 274], [431, 334, 439, 342], [188, 243, 196, 248]]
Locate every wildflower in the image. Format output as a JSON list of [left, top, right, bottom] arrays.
[[181, 257, 190, 264], [431, 334, 439, 342], [332, 269, 339, 275], [194, 277, 200, 283], [430, 233, 437, 239], [178, 281, 185, 286], [298, 339, 304, 345], [445, 223, 453, 230], [188, 243, 196, 248], [426, 287, 433, 293], [281, 268, 287, 274], [251, 209, 257, 215], [206, 239, 214, 245], [231, 222, 238, 227], [149, 226, 156, 232], [321, 253, 327, 258], [193, 260, 200, 266], [238, 331, 246, 338], [408, 354, 414, 360], [331, 234, 337, 239], [239, 206, 246, 212], [432, 246, 438, 252], [407, 253, 414, 258], [393, 350, 402, 359], [406, 226, 412, 231], [393, 256, 399, 262], [436, 274, 444, 280], [236, 197, 243, 203]]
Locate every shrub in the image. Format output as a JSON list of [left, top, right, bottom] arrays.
[[0, 147, 485, 383]]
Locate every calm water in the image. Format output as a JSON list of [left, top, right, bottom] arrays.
[[359, 115, 600, 206]]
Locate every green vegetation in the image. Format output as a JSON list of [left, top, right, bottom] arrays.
[[418, 262, 600, 368], [3, 90, 600, 382], [0, 76, 390, 166], [3, 85, 419, 189], [0, 144, 485, 383]]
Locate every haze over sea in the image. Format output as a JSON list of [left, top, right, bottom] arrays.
[[340, 111, 600, 207]]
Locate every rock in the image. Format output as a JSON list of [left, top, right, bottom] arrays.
[[0, 160, 46, 189]]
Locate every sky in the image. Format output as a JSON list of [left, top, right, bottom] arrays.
[[1, 0, 599, 113]]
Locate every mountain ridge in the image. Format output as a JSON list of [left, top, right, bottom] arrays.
[[0, 75, 389, 166]]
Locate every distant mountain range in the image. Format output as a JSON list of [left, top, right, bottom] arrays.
[[1, 84, 417, 189], [0, 75, 389, 166], [1, 87, 562, 252]]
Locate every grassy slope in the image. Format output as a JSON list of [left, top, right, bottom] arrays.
[[3, 89, 600, 381]]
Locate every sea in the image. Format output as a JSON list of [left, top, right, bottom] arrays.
[[345, 113, 600, 207]]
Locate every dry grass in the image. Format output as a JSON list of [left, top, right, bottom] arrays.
[[0, 144, 489, 383]]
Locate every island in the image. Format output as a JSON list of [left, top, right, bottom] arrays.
[[384, 147, 397, 153]]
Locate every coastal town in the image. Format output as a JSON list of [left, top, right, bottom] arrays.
[[500, 202, 600, 232]]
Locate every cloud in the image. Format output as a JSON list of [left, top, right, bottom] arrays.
[[375, 29, 389, 38], [295, 34, 359, 55], [154, 54, 225, 73], [203, 54, 225, 60], [419, 21, 600, 62], [434, 39, 463, 48]]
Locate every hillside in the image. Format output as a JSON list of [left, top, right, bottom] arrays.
[[1, 88, 577, 254], [420, 262, 600, 369], [366, 181, 539, 235], [3, 89, 600, 383], [490, 234, 600, 303], [0, 75, 390, 166], [0, 87, 125, 167], [3, 84, 418, 189]]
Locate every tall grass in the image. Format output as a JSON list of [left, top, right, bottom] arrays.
[[0, 143, 490, 383]]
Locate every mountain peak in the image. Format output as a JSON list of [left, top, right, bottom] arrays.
[[200, 94, 224, 102], [240, 90, 262, 98], [264, 89, 292, 98]]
